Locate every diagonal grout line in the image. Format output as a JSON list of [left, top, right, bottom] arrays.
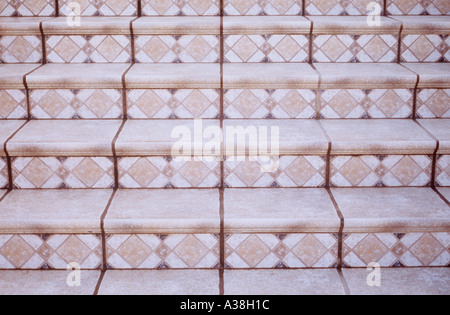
[[39, 22, 47, 65], [398, 63, 420, 120], [4, 121, 30, 191], [121, 64, 135, 120], [100, 189, 118, 271], [414, 120, 440, 189], [93, 269, 106, 295], [327, 188, 345, 270], [0, 189, 11, 203], [337, 269, 351, 295]]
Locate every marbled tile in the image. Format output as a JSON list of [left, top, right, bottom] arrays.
[[224, 89, 317, 119], [436, 155, 449, 187], [0, 234, 103, 270], [46, 35, 132, 63], [135, 35, 219, 63], [225, 234, 338, 269], [12, 157, 115, 189], [320, 89, 413, 119], [0, 36, 43, 63], [224, 0, 303, 15], [0, 0, 56, 16], [142, 0, 220, 16], [0, 158, 8, 189], [225, 156, 327, 188], [30, 89, 123, 119], [417, 89, 450, 118], [225, 35, 309, 63], [0, 90, 28, 119], [313, 35, 398, 63], [330, 155, 433, 187], [401, 35, 449, 63], [127, 89, 219, 119], [106, 234, 220, 269], [343, 233, 450, 267], [58, 0, 138, 16], [305, 0, 383, 15], [387, 0, 450, 15], [118, 157, 220, 188]]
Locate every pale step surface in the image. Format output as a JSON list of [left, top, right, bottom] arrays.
[[438, 188, 450, 201], [418, 119, 450, 154]]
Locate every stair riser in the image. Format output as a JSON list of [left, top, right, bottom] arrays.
[[0, 35, 43, 64], [387, 0, 450, 16], [401, 35, 449, 63], [417, 89, 450, 119], [142, 0, 220, 16], [0, 90, 28, 119], [0, 0, 56, 17], [58, 0, 138, 17], [436, 155, 449, 187], [0, 158, 7, 189], [225, 0, 303, 16], [305, 0, 383, 16]]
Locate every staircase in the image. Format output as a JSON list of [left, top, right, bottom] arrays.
[[0, 0, 449, 295]]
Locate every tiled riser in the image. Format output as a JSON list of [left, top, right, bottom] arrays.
[[224, 35, 309, 63], [436, 155, 449, 187], [0, 36, 43, 63], [331, 155, 433, 187], [30, 89, 123, 119], [313, 35, 398, 63], [0, 234, 103, 270], [128, 89, 220, 119], [58, 0, 138, 16], [343, 233, 450, 267], [387, 0, 450, 15], [401, 35, 450, 63], [225, 234, 338, 269], [142, 0, 220, 16], [46, 36, 132, 64], [0, 158, 8, 189], [118, 158, 221, 188], [224, 0, 303, 16], [12, 157, 115, 189], [106, 234, 220, 269], [0, 90, 28, 119], [417, 89, 450, 118], [305, 0, 382, 16], [224, 157, 327, 188], [0, 0, 56, 16], [135, 35, 220, 63]]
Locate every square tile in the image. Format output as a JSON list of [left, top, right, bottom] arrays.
[[436, 155, 449, 187], [417, 89, 450, 118], [401, 35, 449, 63], [0, 90, 28, 119], [0, 35, 43, 63]]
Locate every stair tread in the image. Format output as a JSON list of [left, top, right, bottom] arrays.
[[0, 190, 112, 234], [391, 16, 450, 34], [0, 64, 40, 89], [42, 16, 134, 35], [0, 120, 26, 156], [418, 119, 450, 154], [133, 16, 220, 35], [0, 17, 49, 35], [404, 63, 450, 88], [224, 16, 311, 35], [332, 188, 450, 233], [104, 189, 220, 234], [309, 16, 401, 35]]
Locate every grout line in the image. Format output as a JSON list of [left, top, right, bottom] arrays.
[[398, 63, 420, 120], [383, 0, 387, 16], [55, 0, 59, 17], [121, 64, 134, 120], [309, 63, 321, 120], [3, 121, 30, 190], [137, 0, 142, 17], [39, 22, 47, 65], [93, 270, 106, 296], [130, 17, 140, 64], [219, 0, 225, 297], [112, 120, 127, 189], [100, 189, 118, 271], [432, 187, 450, 206], [23, 64, 45, 120], [337, 269, 351, 295], [414, 120, 440, 188], [0, 189, 11, 203], [302, 0, 306, 16], [317, 121, 331, 187], [327, 188, 345, 270]]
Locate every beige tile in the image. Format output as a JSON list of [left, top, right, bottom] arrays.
[[310, 16, 401, 35], [224, 120, 329, 156], [391, 16, 450, 35], [104, 189, 219, 234], [0, 64, 40, 89], [0, 120, 26, 156], [98, 270, 219, 295], [225, 188, 340, 233], [0, 190, 112, 234], [0, 190, 6, 199], [116, 119, 220, 156], [224, 63, 319, 89], [418, 119, 450, 154], [343, 268, 450, 295], [0, 271, 100, 295], [332, 188, 450, 233], [438, 188, 450, 201], [0, 17, 50, 35], [125, 64, 220, 89], [402, 63, 450, 89], [42, 17, 134, 35], [224, 16, 311, 35], [26, 64, 130, 89], [225, 270, 345, 295], [8, 120, 122, 157], [321, 120, 436, 155], [314, 64, 417, 89], [133, 17, 220, 35]]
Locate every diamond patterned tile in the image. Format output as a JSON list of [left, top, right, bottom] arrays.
[[313, 35, 398, 63], [30, 89, 123, 119], [436, 155, 449, 187], [343, 233, 450, 267], [46, 35, 132, 63], [0, 36, 43, 63], [417, 89, 450, 118], [305, 0, 383, 15], [0, 158, 8, 189], [401, 35, 449, 63], [58, 0, 138, 16], [320, 89, 413, 119], [12, 157, 115, 189], [225, 35, 309, 63], [128, 89, 219, 119], [107, 234, 219, 269], [225, 156, 326, 188], [135, 35, 219, 63], [0, 234, 102, 269], [387, 0, 450, 15], [142, 0, 220, 16], [0, 90, 28, 119], [0, 0, 56, 16], [331, 155, 433, 187], [225, 89, 317, 119], [118, 157, 220, 188], [226, 234, 338, 268], [224, 0, 302, 15]]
